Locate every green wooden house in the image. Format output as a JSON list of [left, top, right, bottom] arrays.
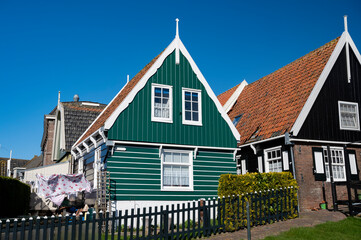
[[71, 20, 240, 210]]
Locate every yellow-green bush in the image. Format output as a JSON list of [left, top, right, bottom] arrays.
[[0, 176, 30, 218], [218, 172, 298, 231]]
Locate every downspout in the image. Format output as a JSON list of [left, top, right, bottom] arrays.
[[285, 132, 299, 214]]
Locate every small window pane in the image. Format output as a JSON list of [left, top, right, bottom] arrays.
[[192, 92, 198, 101], [155, 88, 162, 96], [164, 152, 172, 162], [163, 88, 169, 97], [185, 101, 191, 111], [185, 111, 191, 120], [173, 153, 181, 163], [185, 92, 191, 100], [192, 102, 198, 111], [192, 112, 198, 121]]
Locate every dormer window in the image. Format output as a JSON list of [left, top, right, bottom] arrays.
[[182, 88, 202, 126], [232, 114, 243, 126], [151, 84, 173, 123], [338, 101, 360, 131]]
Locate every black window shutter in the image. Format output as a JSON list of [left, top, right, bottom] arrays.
[[346, 149, 359, 181], [312, 147, 326, 181]]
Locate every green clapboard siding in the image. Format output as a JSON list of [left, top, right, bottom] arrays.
[[107, 145, 236, 201], [107, 51, 237, 148]]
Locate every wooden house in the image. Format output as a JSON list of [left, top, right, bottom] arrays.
[[71, 20, 240, 211], [218, 17, 361, 211]]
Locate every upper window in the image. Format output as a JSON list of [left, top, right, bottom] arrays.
[[323, 147, 346, 182], [161, 150, 193, 191], [264, 147, 282, 173], [151, 84, 173, 123], [182, 88, 202, 126], [338, 101, 360, 131]]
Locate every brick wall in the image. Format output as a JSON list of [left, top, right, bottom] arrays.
[[43, 119, 55, 166], [293, 143, 361, 212]]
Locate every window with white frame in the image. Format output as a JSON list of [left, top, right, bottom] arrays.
[[182, 88, 202, 125], [162, 150, 193, 191], [338, 101, 360, 130], [264, 147, 282, 173], [151, 84, 172, 122], [323, 147, 346, 182]]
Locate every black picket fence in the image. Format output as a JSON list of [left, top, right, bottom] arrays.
[[0, 187, 297, 240]]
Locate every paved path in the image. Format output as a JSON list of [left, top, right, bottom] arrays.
[[203, 210, 346, 240]]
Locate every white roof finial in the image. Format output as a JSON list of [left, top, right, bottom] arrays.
[[344, 15, 348, 32], [175, 18, 179, 38], [58, 91, 61, 104]]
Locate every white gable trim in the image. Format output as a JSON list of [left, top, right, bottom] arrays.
[[291, 32, 348, 136], [103, 37, 241, 141], [72, 81, 130, 149], [223, 80, 248, 113]]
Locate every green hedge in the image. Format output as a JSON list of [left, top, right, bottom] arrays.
[[218, 172, 298, 231], [0, 176, 30, 218]]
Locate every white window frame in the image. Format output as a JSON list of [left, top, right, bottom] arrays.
[[338, 101, 360, 131], [161, 149, 193, 191], [151, 84, 173, 123], [182, 88, 202, 126], [322, 146, 346, 182], [264, 146, 283, 173]]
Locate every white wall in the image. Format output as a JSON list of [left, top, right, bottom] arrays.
[[23, 161, 70, 184]]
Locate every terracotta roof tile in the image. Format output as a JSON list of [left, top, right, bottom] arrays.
[[75, 52, 163, 146], [225, 37, 340, 144], [217, 83, 240, 106]]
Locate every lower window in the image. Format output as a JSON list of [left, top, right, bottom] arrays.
[[162, 150, 193, 191], [264, 147, 282, 173], [323, 147, 346, 182]]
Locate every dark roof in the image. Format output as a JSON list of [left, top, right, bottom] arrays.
[[0, 158, 28, 169], [221, 37, 339, 144], [75, 52, 163, 146], [24, 155, 43, 169], [61, 102, 106, 150]]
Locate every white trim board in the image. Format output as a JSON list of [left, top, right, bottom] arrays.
[[103, 37, 241, 142], [223, 80, 248, 113], [291, 31, 361, 136]]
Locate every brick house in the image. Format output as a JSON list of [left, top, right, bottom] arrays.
[[40, 94, 106, 166], [218, 18, 361, 211]]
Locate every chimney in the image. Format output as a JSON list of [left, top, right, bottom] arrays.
[[73, 94, 80, 102]]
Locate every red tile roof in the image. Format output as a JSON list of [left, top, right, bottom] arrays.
[[225, 37, 340, 144], [74, 53, 162, 146], [217, 83, 240, 106]]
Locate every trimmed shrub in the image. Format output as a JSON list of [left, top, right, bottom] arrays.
[[218, 172, 298, 231], [0, 176, 30, 218]]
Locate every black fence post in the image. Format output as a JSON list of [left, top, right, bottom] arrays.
[[246, 201, 251, 240], [20, 218, 26, 240], [35, 217, 41, 240], [49, 215, 55, 240], [98, 211, 103, 240]]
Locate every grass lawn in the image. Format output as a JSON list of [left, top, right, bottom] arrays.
[[263, 217, 361, 240]]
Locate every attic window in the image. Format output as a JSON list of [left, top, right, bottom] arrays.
[[182, 88, 202, 126], [232, 114, 243, 126], [338, 101, 360, 131], [151, 84, 173, 123]]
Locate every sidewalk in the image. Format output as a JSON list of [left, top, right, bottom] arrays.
[[204, 210, 347, 240]]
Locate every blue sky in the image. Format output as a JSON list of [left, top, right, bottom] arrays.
[[0, 0, 360, 159]]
